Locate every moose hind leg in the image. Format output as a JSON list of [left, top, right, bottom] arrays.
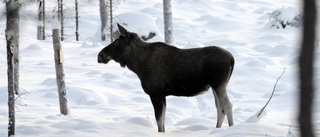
[[212, 85, 233, 128], [150, 96, 166, 132], [213, 91, 225, 128]]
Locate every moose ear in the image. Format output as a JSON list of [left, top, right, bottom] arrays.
[[117, 23, 129, 38]]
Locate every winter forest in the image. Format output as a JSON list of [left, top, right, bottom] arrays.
[[1, 0, 320, 137]]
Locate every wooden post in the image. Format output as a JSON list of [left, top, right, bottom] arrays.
[[52, 20, 68, 115]]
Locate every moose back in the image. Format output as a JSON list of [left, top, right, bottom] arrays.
[[98, 24, 235, 132]]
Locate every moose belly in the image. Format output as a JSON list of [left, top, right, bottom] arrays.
[[165, 82, 211, 97]]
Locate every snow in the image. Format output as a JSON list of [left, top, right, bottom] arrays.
[[51, 20, 60, 30], [0, 0, 320, 137], [276, 6, 299, 22]]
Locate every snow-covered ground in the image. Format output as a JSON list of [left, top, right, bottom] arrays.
[[0, 0, 320, 136]]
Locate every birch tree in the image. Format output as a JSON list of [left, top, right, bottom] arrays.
[[37, 0, 45, 40], [163, 0, 174, 44], [5, 0, 20, 136], [99, 0, 108, 41], [298, 0, 317, 136]]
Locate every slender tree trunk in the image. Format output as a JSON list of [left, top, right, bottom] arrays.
[[163, 0, 174, 45], [298, 0, 317, 136], [42, 0, 45, 39], [57, 0, 64, 41], [52, 22, 68, 115], [109, 0, 113, 42], [6, 0, 20, 136], [37, 0, 45, 40], [75, 0, 79, 41], [57, 0, 61, 20], [100, 0, 108, 41], [60, 0, 64, 41]]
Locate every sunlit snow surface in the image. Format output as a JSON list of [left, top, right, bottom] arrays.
[[0, 0, 319, 136]]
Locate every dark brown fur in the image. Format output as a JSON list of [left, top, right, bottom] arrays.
[[98, 24, 235, 132]]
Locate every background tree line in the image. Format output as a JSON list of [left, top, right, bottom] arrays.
[[4, 0, 174, 136]]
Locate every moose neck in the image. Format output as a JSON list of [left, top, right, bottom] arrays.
[[121, 39, 149, 77]]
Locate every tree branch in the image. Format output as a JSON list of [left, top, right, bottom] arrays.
[[257, 68, 286, 118]]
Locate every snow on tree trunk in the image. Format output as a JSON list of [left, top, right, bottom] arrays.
[[52, 20, 68, 115], [37, 0, 45, 40], [298, 0, 317, 136], [5, 0, 20, 136], [163, 0, 174, 45], [99, 0, 108, 41]]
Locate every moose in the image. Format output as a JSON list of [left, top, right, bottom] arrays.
[[98, 24, 235, 132]]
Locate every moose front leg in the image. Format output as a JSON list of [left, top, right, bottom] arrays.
[[150, 95, 166, 132]]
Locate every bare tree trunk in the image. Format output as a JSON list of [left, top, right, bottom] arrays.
[[163, 0, 174, 45], [60, 0, 64, 41], [75, 0, 79, 41], [109, 0, 113, 42], [37, 0, 45, 40], [57, 0, 61, 20], [100, 0, 108, 41], [57, 0, 64, 41], [298, 0, 317, 136], [5, 0, 20, 136], [52, 22, 68, 115]]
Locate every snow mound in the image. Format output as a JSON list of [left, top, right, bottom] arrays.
[[253, 44, 273, 53], [273, 6, 299, 23], [182, 125, 210, 131], [126, 117, 154, 128], [174, 117, 215, 126], [205, 17, 242, 32], [245, 110, 267, 123], [25, 44, 43, 51], [42, 78, 56, 86], [81, 37, 101, 48], [114, 12, 163, 41], [21, 44, 52, 57], [210, 123, 287, 136], [68, 85, 107, 105]]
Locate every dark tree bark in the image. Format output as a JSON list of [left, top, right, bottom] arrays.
[[99, 0, 108, 41], [37, 0, 45, 40], [75, 0, 79, 41], [109, 0, 113, 42], [5, 0, 20, 136], [298, 0, 317, 136]]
